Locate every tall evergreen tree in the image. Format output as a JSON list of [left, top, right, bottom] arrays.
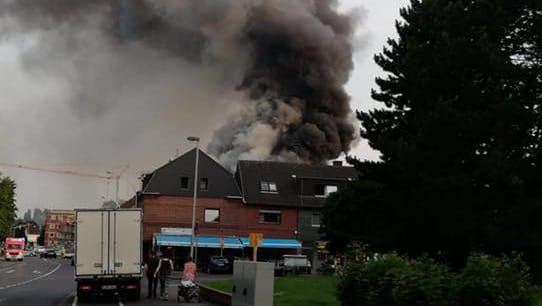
[[0, 173, 17, 240], [324, 0, 542, 275]]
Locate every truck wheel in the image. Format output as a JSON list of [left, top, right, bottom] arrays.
[[76, 292, 87, 304], [129, 287, 141, 301]]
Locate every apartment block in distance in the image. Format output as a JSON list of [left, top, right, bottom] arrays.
[[44, 209, 75, 247]]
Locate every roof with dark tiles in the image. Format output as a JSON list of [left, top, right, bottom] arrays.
[[235, 160, 357, 208], [141, 148, 240, 198]]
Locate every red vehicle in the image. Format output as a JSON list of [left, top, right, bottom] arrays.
[[4, 238, 25, 261]]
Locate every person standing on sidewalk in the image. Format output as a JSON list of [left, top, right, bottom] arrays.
[[144, 251, 159, 298], [154, 251, 173, 301], [182, 256, 197, 281]]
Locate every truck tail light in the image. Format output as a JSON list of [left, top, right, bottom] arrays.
[[126, 284, 138, 290], [79, 285, 92, 291]]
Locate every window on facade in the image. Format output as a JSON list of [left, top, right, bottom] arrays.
[[311, 213, 322, 227], [259, 210, 281, 224], [49, 233, 54, 238], [260, 181, 278, 193], [181, 176, 189, 190], [204, 209, 220, 223], [200, 178, 209, 190], [49, 224, 55, 230], [315, 184, 338, 197]]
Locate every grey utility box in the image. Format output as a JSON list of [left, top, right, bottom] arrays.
[[232, 261, 274, 306]]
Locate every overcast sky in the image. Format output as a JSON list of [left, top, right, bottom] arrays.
[[339, 0, 410, 161], [1, 0, 410, 215]]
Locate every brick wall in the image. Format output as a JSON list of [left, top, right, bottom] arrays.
[[140, 195, 297, 241], [43, 211, 75, 247]]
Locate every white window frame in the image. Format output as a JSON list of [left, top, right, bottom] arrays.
[[260, 181, 278, 193], [204, 208, 220, 223]]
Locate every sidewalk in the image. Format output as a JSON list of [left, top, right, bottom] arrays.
[[139, 276, 215, 306]]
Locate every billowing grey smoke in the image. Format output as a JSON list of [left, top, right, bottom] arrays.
[[2, 0, 358, 169], [209, 0, 357, 166]]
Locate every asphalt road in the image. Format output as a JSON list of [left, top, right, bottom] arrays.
[[0, 257, 219, 306], [0, 256, 75, 306]]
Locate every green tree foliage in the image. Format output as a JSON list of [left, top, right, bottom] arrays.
[[0, 173, 17, 240], [323, 0, 542, 275], [37, 226, 45, 246]]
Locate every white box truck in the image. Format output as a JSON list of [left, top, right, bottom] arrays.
[[74, 209, 142, 301]]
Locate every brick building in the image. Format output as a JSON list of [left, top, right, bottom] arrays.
[[122, 148, 356, 269], [43, 209, 75, 247]]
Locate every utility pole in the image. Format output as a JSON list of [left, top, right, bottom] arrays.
[[187, 136, 200, 258]]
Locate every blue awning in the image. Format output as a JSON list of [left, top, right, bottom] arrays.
[[154, 234, 244, 249], [239, 237, 302, 249]]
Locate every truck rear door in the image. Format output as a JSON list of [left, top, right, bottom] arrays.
[[75, 211, 108, 276], [109, 210, 142, 275]]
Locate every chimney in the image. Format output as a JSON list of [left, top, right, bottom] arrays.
[[332, 161, 343, 167]]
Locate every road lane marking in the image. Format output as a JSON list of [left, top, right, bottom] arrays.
[[33, 270, 41, 274], [71, 295, 78, 306], [0, 263, 61, 290], [118, 301, 124, 306], [4, 270, 15, 274], [0, 262, 26, 272]]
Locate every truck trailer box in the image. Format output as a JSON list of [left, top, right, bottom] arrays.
[[74, 209, 142, 301]]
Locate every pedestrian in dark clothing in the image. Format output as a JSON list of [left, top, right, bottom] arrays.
[[154, 252, 173, 301], [144, 251, 159, 298]]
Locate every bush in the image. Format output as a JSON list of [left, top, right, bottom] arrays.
[[337, 253, 537, 306], [337, 254, 454, 306], [456, 254, 536, 306]]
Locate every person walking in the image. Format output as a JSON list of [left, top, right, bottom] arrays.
[[182, 256, 197, 281], [154, 252, 173, 301], [144, 251, 159, 298]]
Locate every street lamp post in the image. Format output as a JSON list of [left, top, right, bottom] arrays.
[[187, 136, 200, 258]]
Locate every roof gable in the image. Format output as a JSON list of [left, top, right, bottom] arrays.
[[142, 148, 240, 197]]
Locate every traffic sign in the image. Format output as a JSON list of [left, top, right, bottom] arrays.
[[249, 233, 263, 247]]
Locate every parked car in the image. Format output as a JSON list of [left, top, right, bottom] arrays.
[[36, 246, 46, 255], [316, 259, 336, 275], [40, 248, 57, 259], [23, 248, 35, 257], [202, 256, 230, 274], [63, 248, 75, 259], [274, 255, 311, 276]]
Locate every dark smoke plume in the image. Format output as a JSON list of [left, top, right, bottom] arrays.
[[2, 0, 358, 169]]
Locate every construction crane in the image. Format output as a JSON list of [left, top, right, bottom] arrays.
[[0, 162, 129, 204]]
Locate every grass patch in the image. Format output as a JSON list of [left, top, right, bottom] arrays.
[[204, 275, 339, 306]]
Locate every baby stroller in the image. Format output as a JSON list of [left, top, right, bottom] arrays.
[[177, 280, 200, 303]]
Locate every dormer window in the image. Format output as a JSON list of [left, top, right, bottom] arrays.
[[260, 181, 278, 193]]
